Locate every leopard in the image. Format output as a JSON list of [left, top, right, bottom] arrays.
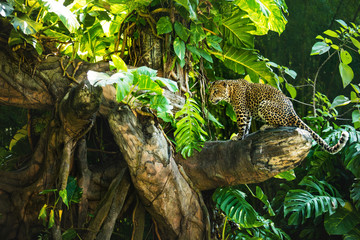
[[209, 79, 349, 154]]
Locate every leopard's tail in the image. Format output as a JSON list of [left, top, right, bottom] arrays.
[[296, 120, 349, 154]]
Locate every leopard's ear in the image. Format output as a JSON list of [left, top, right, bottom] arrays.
[[220, 80, 228, 87]]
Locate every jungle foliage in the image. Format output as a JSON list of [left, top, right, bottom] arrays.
[[1, 0, 360, 239]]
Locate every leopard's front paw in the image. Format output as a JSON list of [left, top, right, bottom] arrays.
[[230, 133, 244, 141]]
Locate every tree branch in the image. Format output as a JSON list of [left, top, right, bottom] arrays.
[[176, 127, 312, 191]]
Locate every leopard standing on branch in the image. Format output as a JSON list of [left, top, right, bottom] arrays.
[[209, 79, 349, 154]]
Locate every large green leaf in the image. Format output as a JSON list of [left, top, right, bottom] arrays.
[[331, 95, 351, 108], [213, 187, 261, 228], [0, 2, 14, 17], [189, 22, 205, 45], [174, 0, 197, 20], [221, 10, 255, 49], [339, 63, 354, 88], [174, 37, 185, 64], [235, 0, 287, 35], [310, 42, 330, 55], [11, 16, 43, 35], [39, 0, 80, 33], [209, 45, 273, 82], [284, 176, 345, 225], [174, 21, 190, 42], [274, 169, 296, 181], [324, 203, 360, 235], [156, 16, 173, 35]]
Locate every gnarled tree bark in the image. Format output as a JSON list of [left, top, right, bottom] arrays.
[[0, 39, 312, 239]]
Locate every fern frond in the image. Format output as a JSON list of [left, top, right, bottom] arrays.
[[174, 94, 207, 158]]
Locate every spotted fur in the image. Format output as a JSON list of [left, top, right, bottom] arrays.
[[209, 79, 349, 154]]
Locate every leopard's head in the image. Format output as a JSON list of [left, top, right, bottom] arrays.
[[209, 81, 230, 104]]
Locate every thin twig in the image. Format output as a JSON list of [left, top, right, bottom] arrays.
[[312, 51, 337, 116]]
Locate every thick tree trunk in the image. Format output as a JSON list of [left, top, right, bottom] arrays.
[[0, 44, 312, 239]]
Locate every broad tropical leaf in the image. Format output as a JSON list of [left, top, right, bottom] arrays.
[[213, 187, 260, 228], [11, 16, 43, 35], [221, 10, 255, 49], [235, 0, 287, 35], [324, 203, 360, 235], [38, 0, 80, 33], [350, 180, 360, 210], [209, 45, 273, 82], [284, 176, 345, 225]]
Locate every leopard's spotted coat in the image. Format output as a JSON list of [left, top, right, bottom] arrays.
[[209, 79, 349, 154]]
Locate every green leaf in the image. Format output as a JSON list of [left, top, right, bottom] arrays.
[[11, 16, 43, 35], [48, 209, 55, 228], [66, 177, 82, 204], [350, 180, 360, 210], [0, 2, 14, 17], [336, 19, 348, 28], [59, 189, 69, 208], [174, 0, 197, 20], [352, 110, 360, 124], [310, 42, 330, 55], [137, 75, 163, 94], [62, 229, 77, 240], [9, 124, 27, 151], [236, 0, 287, 35], [255, 186, 275, 216], [174, 37, 186, 62], [156, 16, 172, 35], [38, 204, 47, 221], [274, 169, 296, 181], [39, 0, 80, 33], [226, 103, 237, 122], [341, 49, 352, 65], [175, 94, 207, 158], [285, 82, 297, 98], [87, 70, 113, 87], [209, 45, 273, 82], [111, 55, 127, 72], [197, 48, 213, 63], [150, 95, 172, 113], [284, 176, 345, 225], [204, 108, 224, 129], [152, 77, 178, 92], [213, 187, 260, 228], [350, 37, 360, 50], [323, 30, 339, 38], [114, 73, 132, 102], [324, 204, 360, 235], [206, 35, 222, 52], [174, 21, 189, 42], [39, 189, 57, 194], [221, 10, 255, 49], [331, 44, 339, 50], [339, 63, 354, 88], [344, 228, 360, 240], [132, 66, 157, 78], [8, 29, 23, 47], [351, 84, 360, 94], [190, 23, 205, 45], [331, 95, 351, 108]]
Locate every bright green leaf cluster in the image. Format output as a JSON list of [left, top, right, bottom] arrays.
[[311, 20, 360, 89]]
